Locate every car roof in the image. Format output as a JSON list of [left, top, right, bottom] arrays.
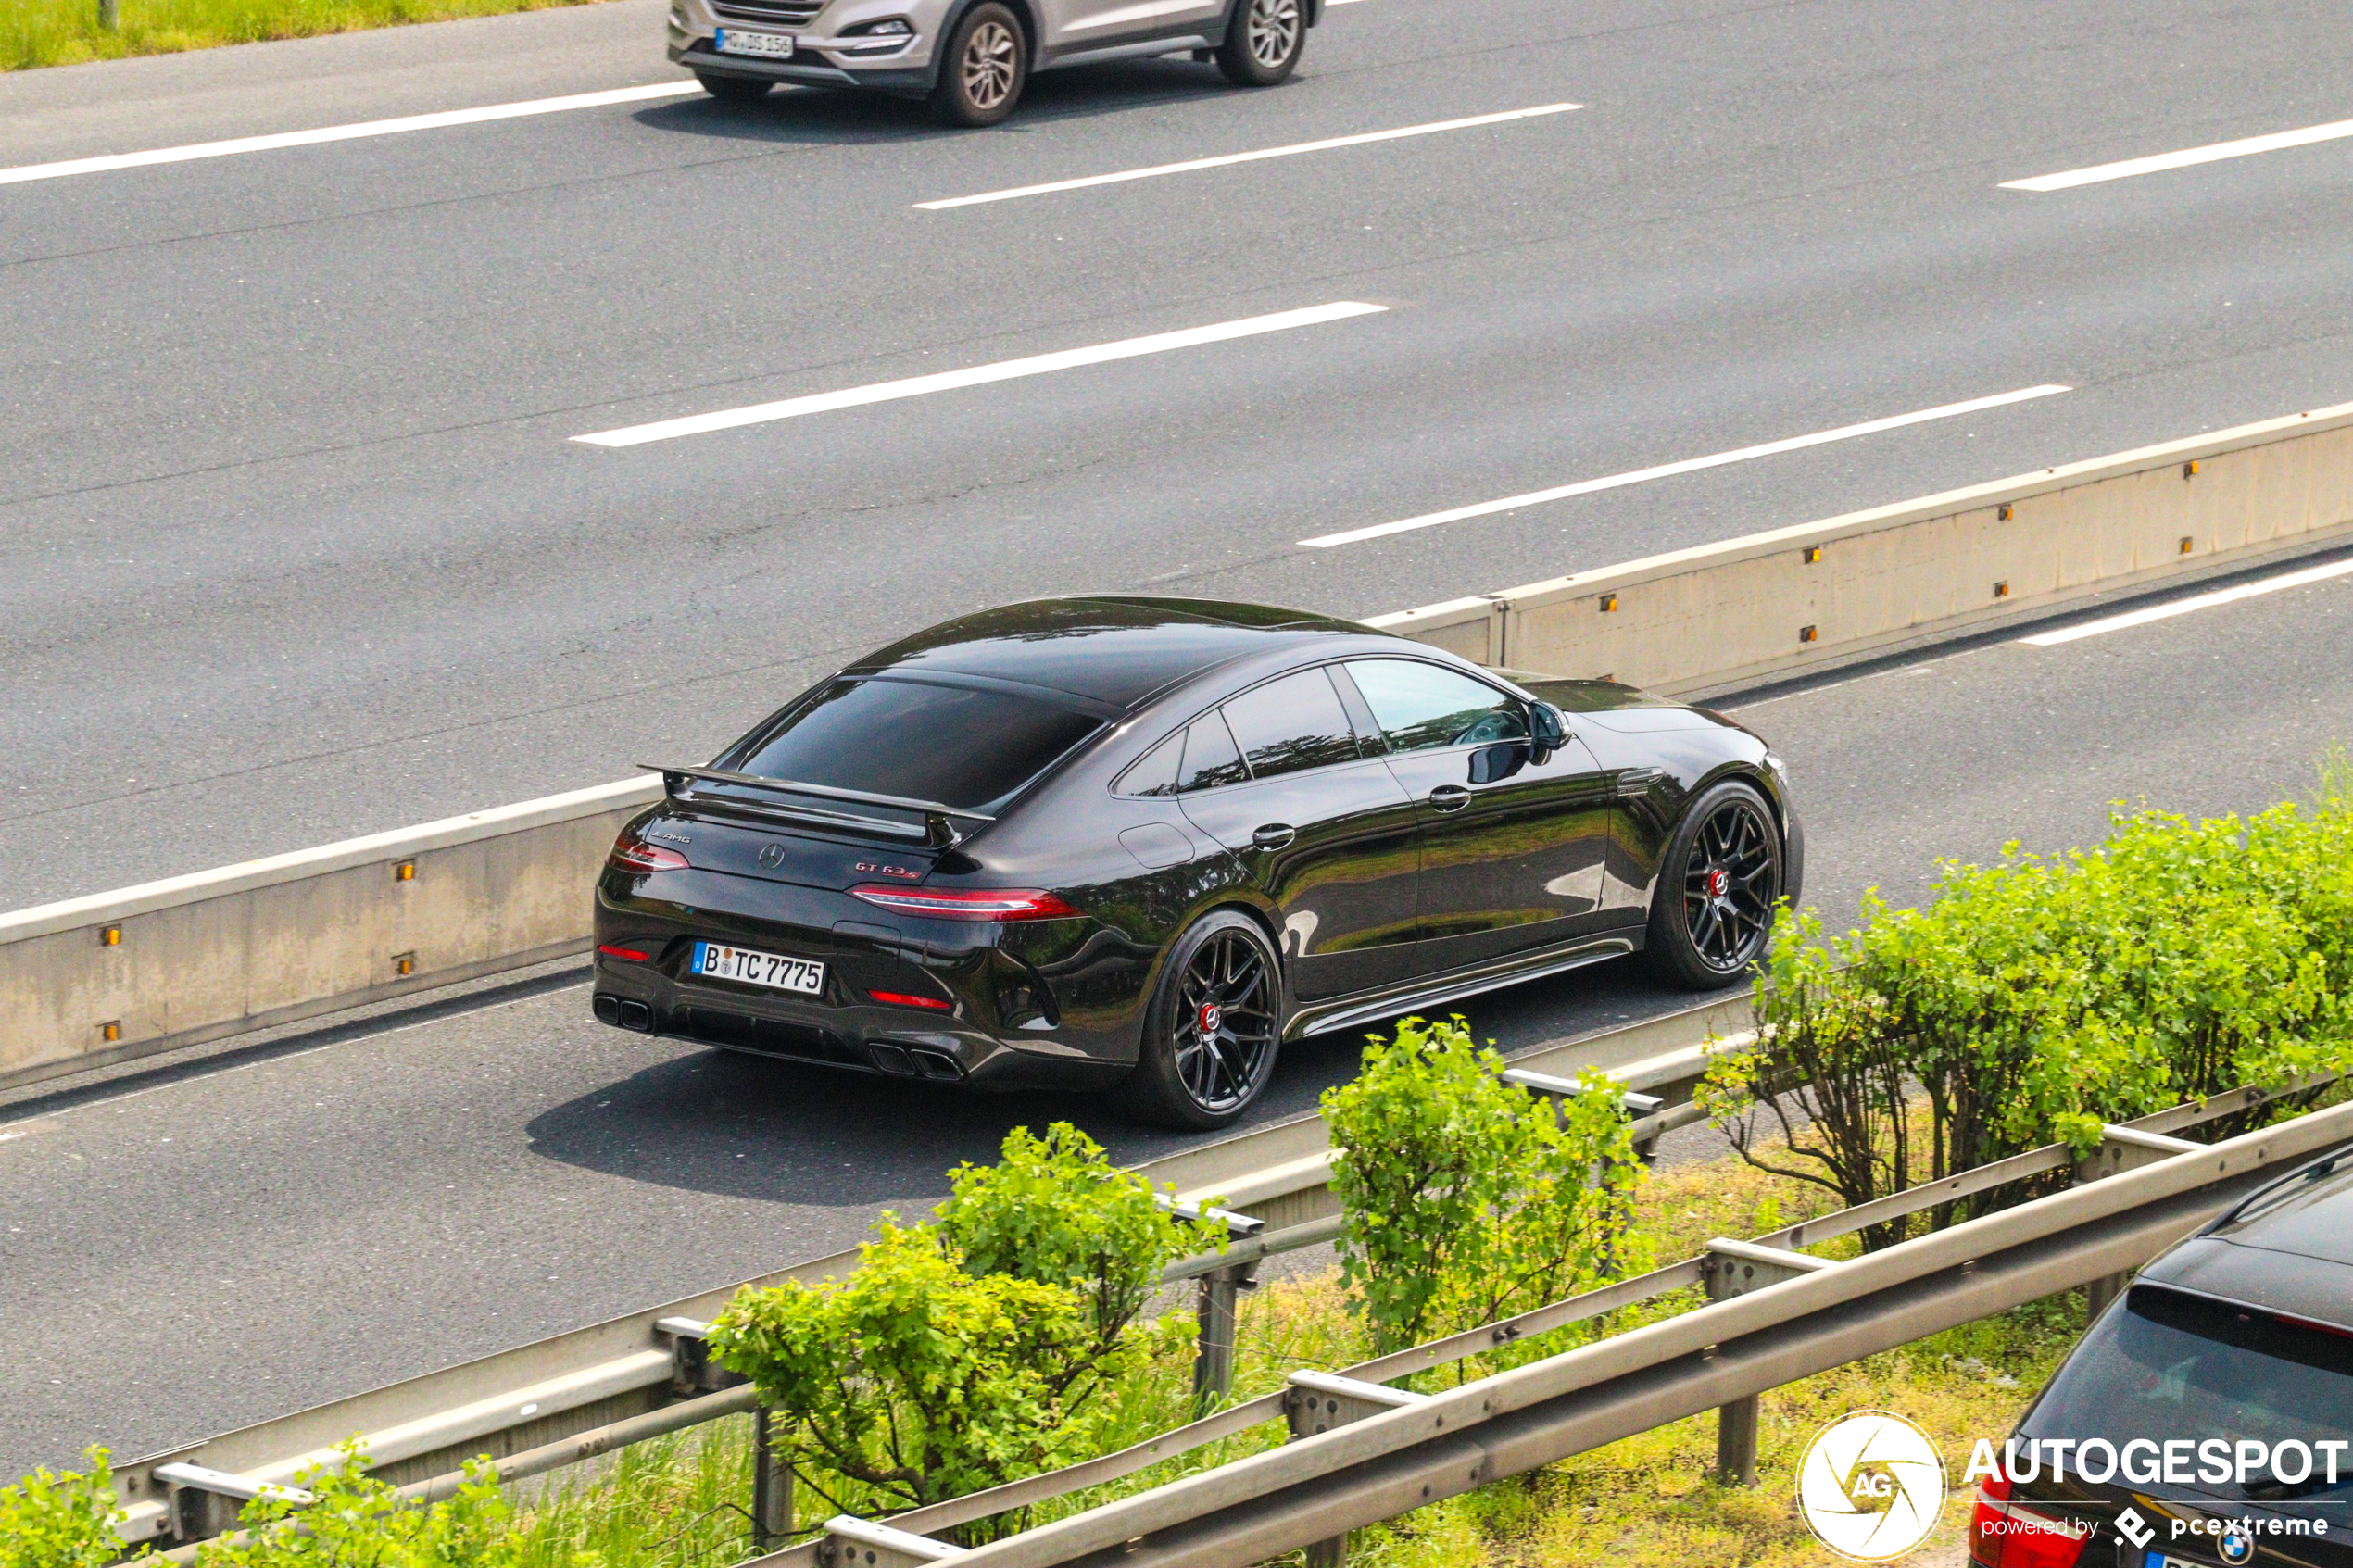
[[841, 596, 1387, 709], [2140, 1148, 2353, 1328]]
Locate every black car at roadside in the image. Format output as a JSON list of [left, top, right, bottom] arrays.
[[1969, 1146, 2353, 1568], [590, 596, 1801, 1127]]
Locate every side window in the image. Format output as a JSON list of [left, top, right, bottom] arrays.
[[1114, 731, 1183, 797], [1176, 712, 1250, 793], [1346, 659, 1528, 754], [1219, 669, 1361, 781]]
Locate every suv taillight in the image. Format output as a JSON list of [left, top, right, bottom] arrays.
[[1969, 1475, 2089, 1568]]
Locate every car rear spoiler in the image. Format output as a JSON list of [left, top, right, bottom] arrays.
[[641, 764, 995, 847]]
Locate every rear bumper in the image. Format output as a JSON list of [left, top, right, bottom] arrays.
[[591, 866, 1150, 1090]]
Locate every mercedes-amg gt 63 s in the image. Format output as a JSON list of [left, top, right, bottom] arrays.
[[591, 597, 1802, 1127]]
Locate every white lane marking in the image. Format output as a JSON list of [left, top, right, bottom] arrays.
[[2018, 556, 2353, 645], [572, 300, 1389, 446], [0, 82, 703, 188], [2003, 116, 2353, 192], [916, 103, 1579, 209], [1297, 384, 2074, 548]]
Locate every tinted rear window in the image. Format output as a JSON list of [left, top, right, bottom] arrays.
[[1221, 669, 1361, 780], [732, 678, 1101, 810], [2020, 1285, 2353, 1499], [1176, 713, 1249, 793]]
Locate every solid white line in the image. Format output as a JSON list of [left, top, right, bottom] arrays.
[[0, 81, 704, 188], [2002, 116, 2353, 192], [2018, 557, 2353, 646], [573, 300, 1389, 446], [1297, 384, 2074, 548], [915, 103, 1579, 209]]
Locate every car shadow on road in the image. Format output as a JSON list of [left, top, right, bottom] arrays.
[[520, 956, 1702, 1208], [628, 57, 1242, 146]]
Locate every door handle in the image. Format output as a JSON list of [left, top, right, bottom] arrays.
[[1252, 822, 1297, 849], [1428, 785, 1471, 813]]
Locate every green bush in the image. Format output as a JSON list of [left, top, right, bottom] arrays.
[[1323, 1016, 1651, 1359], [708, 1123, 1202, 1533], [0, 1449, 142, 1568], [1704, 784, 2353, 1245], [195, 1444, 543, 1568]]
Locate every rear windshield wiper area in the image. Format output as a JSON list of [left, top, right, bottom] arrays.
[[644, 764, 996, 847]]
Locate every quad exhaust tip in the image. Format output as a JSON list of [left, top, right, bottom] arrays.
[[592, 994, 655, 1032], [868, 1043, 963, 1081]]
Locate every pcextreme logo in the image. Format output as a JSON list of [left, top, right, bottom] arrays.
[[1794, 1411, 1950, 1562]]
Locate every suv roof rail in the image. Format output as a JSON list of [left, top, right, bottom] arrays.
[[2199, 1139, 2353, 1235]]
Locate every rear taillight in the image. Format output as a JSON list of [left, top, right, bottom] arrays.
[[1969, 1475, 2088, 1568], [598, 945, 650, 961], [610, 833, 688, 873], [868, 989, 952, 1011], [849, 885, 1078, 921]]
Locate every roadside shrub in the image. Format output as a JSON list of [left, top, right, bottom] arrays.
[[196, 1444, 537, 1568], [0, 1449, 144, 1568], [1704, 772, 2353, 1247], [1323, 1016, 1651, 1359], [708, 1123, 1202, 1534]]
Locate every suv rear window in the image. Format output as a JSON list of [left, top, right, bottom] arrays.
[[732, 677, 1101, 810], [2020, 1285, 2353, 1500]]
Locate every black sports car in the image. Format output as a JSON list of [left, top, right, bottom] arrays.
[[591, 596, 1802, 1127]]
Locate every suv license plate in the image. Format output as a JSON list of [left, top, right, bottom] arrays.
[[714, 28, 793, 56], [693, 940, 824, 995]]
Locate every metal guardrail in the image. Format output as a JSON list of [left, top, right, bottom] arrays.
[[120, 1006, 2347, 1564], [107, 996, 1753, 1550], [797, 1089, 2353, 1568]]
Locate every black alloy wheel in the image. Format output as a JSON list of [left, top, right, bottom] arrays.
[[1644, 779, 1782, 988], [1214, 0, 1302, 85], [930, 3, 1026, 126], [695, 71, 774, 102], [1117, 910, 1282, 1128]]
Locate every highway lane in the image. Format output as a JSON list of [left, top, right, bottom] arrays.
[[6, 0, 2353, 901], [5, 548, 2350, 1477]]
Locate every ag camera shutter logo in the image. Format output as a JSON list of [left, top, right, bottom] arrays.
[[1795, 1411, 1949, 1562]]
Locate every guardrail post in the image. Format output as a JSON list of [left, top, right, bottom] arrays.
[[2073, 1126, 2200, 1324], [1192, 1259, 1258, 1418], [1700, 1239, 1835, 1486], [752, 1406, 793, 1549], [1283, 1372, 1432, 1566]]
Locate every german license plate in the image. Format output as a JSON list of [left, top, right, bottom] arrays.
[[692, 940, 824, 994], [714, 28, 793, 56]]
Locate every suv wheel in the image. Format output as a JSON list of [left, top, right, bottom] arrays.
[[695, 71, 774, 103], [1644, 779, 1783, 989], [1115, 910, 1282, 1129], [931, 3, 1026, 127], [1215, 0, 1302, 86]]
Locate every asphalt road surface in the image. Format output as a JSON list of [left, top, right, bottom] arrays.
[[5, 0, 2353, 900], [6, 0, 2353, 1483], [5, 543, 2350, 1477]]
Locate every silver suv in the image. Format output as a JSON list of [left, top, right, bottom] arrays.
[[667, 0, 1316, 125]]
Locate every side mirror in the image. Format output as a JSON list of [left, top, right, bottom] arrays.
[[1529, 701, 1567, 758]]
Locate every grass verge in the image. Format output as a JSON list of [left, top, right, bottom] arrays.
[[6, 0, 616, 73]]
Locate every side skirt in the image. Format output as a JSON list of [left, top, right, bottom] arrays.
[[1285, 933, 1641, 1041]]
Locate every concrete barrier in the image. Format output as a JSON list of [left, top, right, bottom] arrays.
[[0, 778, 659, 1093], [1369, 399, 2353, 689], [10, 399, 2353, 1093]]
